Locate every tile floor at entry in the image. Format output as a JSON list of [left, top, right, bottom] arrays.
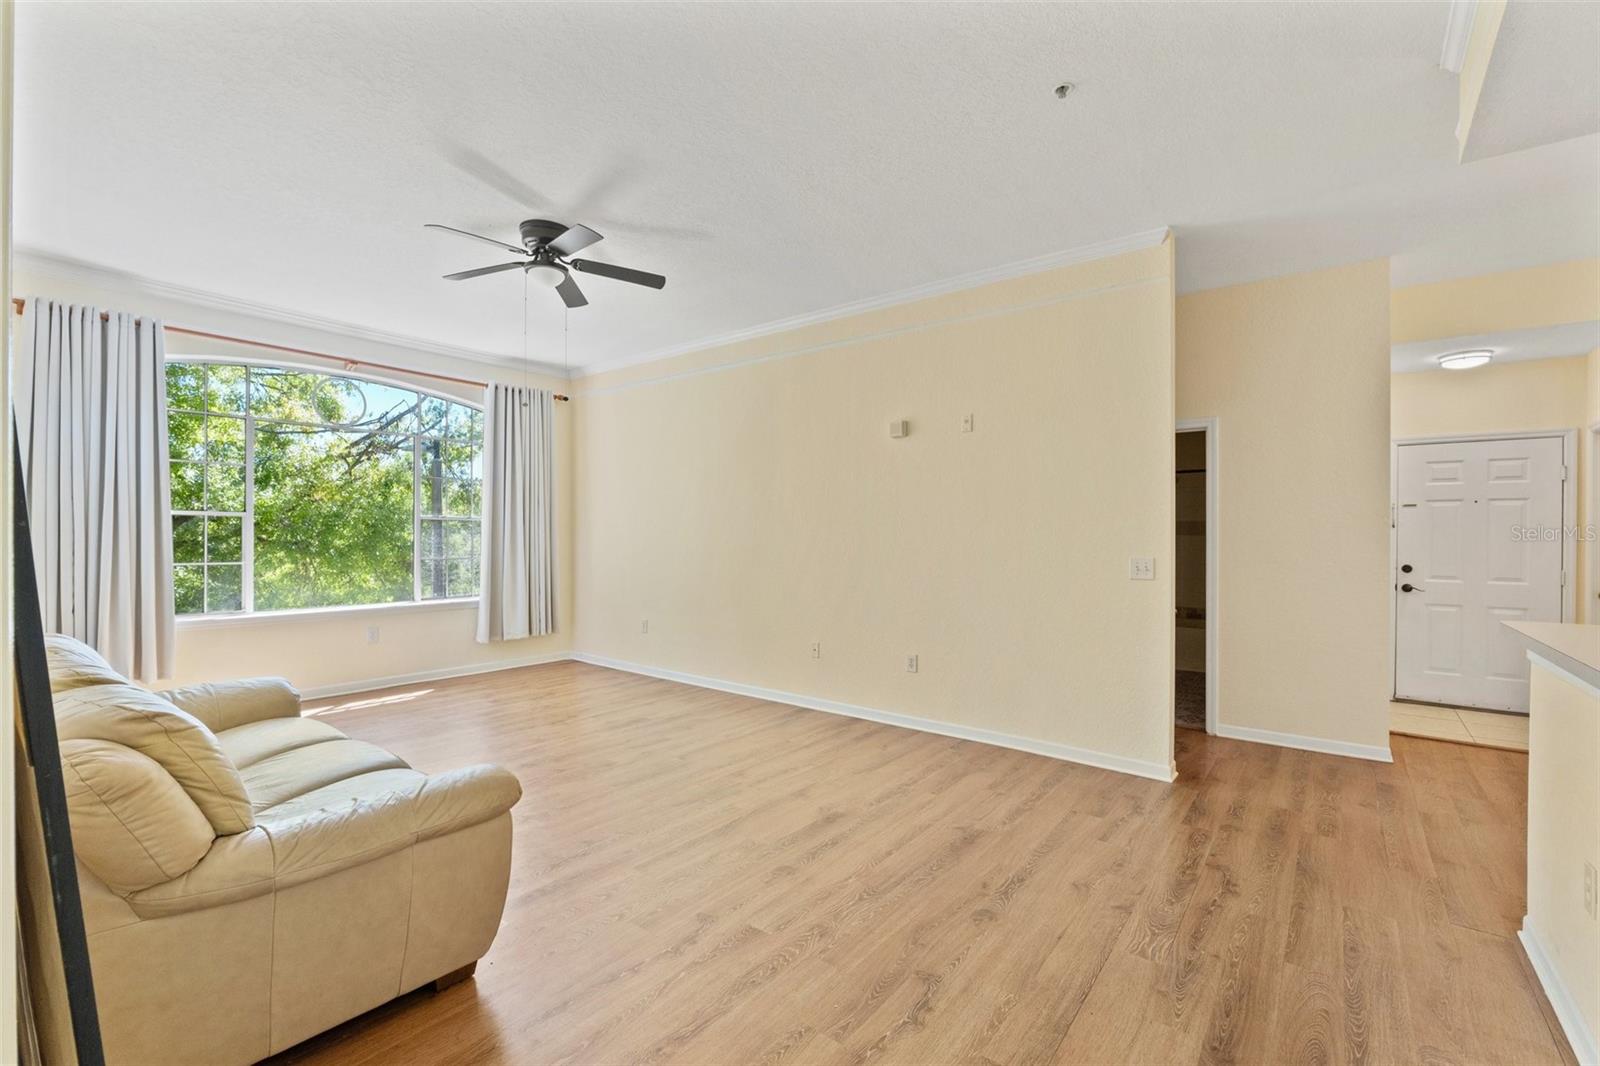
[[1389, 701, 1529, 752]]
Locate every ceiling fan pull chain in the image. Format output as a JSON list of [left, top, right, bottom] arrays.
[[521, 269, 531, 408]]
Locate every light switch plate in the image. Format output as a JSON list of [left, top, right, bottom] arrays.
[[960, 413, 974, 433], [906, 654, 919, 674], [1129, 557, 1156, 580]]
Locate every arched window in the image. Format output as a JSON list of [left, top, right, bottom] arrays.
[[166, 360, 483, 615]]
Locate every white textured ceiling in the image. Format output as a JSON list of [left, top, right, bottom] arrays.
[[14, 2, 1600, 371], [1463, 0, 1600, 162]]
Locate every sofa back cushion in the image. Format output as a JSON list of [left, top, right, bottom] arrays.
[[44, 634, 126, 692], [61, 738, 215, 893], [55, 683, 255, 835]]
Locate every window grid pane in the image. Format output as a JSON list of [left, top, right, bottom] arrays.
[[168, 361, 483, 615]]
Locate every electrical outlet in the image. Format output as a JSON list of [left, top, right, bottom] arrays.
[[960, 413, 974, 433], [906, 654, 919, 674], [1129, 557, 1156, 580], [1586, 862, 1597, 920], [641, 619, 649, 635], [811, 641, 821, 660], [366, 625, 380, 645]]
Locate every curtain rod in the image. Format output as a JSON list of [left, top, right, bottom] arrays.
[[9, 296, 570, 402]]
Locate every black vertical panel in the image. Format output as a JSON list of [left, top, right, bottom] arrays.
[[12, 422, 106, 1065]]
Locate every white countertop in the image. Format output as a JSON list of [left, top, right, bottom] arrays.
[[1505, 621, 1600, 693]]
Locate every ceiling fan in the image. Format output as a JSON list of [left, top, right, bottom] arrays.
[[424, 219, 667, 308]]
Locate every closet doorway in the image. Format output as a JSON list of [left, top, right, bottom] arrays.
[[1176, 420, 1218, 733]]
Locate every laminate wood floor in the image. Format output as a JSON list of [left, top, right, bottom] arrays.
[[270, 661, 1571, 1066]]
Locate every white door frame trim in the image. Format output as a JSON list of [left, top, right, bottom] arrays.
[[1177, 417, 1219, 735], [1589, 419, 1599, 625], [1389, 428, 1580, 703]]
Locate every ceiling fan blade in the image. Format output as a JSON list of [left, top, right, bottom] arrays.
[[569, 258, 667, 289], [443, 261, 527, 281], [548, 223, 604, 257], [556, 272, 589, 308], [424, 223, 528, 256]]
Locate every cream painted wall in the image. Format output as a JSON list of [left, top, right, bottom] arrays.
[[574, 241, 1178, 777], [1393, 354, 1590, 621], [1177, 260, 1392, 753], [1524, 658, 1600, 1055], [1391, 354, 1588, 440], [1590, 348, 1600, 625], [1391, 258, 1600, 345], [11, 264, 576, 694], [1589, 347, 1600, 425]]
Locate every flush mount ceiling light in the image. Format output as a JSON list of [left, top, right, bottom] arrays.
[[1437, 349, 1493, 370]]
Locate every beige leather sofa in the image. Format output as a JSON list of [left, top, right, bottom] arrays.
[[45, 635, 523, 1065]]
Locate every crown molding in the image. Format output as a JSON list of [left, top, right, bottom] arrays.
[[12, 248, 572, 380], [575, 226, 1171, 378], [1439, 0, 1479, 74]]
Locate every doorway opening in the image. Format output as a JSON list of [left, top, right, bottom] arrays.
[[1175, 420, 1217, 734]]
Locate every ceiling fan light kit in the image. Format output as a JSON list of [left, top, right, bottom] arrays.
[[525, 262, 565, 288], [425, 218, 667, 310]]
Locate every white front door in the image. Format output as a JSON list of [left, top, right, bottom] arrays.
[[1395, 436, 1566, 713]]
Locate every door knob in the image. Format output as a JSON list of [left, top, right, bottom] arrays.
[[1400, 583, 1424, 593]]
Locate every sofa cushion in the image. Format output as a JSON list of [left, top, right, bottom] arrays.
[[61, 738, 215, 894], [55, 683, 255, 835], [239, 740, 409, 812], [127, 827, 276, 918], [218, 717, 346, 770], [158, 677, 302, 734], [45, 634, 125, 692], [253, 768, 425, 825], [250, 765, 521, 887]]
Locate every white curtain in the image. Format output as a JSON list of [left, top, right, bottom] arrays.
[[477, 383, 555, 642], [15, 299, 175, 680]]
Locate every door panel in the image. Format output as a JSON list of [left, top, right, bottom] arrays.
[[1425, 605, 1463, 674], [1485, 606, 1530, 683], [1395, 436, 1564, 713], [1424, 500, 1464, 579], [1485, 498, 1530, 582]]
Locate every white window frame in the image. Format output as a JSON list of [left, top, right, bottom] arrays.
[[167, 358, 483, 618]]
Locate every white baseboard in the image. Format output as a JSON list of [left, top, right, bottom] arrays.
[[1214, 722, 1393, 763], [570, 652, 1177, 782], [298, 651, 574, 700], [1521, 922, 1598, 1065]]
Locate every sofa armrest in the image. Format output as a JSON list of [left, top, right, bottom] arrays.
[[258, 764, 522, 889], [414, 765, 523, 841], [157, 677, 301, 733]]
